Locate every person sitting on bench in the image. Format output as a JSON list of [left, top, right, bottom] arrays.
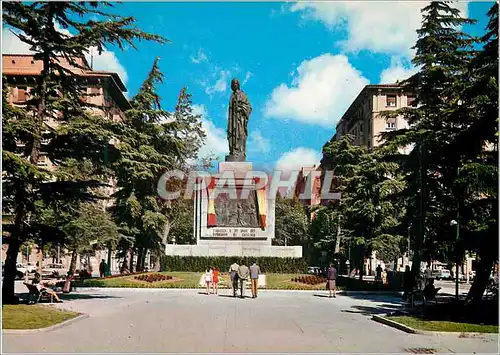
[[423, 278, 441, 300], [33, 278, 63, 303]]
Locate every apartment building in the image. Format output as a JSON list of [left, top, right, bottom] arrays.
[[3, 54, 130, 166], [334, 84, 414, 149]]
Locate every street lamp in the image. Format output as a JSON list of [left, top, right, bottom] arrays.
[[450, 219, 459, 299]]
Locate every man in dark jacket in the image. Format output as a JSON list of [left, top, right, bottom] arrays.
[[326, 263, 337, 298], [99, 259, 106, 278]]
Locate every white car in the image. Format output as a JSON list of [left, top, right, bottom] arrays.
[[42, 263, 69, 278], [432, 269, 451, 280], [25, 262, 37, 273]]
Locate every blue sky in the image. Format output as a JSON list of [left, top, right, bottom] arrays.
[[3, 1, 494, 170]]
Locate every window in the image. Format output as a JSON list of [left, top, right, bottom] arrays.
[[17, 86, 27, 102], [386, 95, 396, 107], [385, 119, 396, 130], [407, 95, 417, 107]]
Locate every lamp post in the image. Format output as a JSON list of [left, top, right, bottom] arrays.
[[450, 219, 459, 299], [346, 259, 350, 277]]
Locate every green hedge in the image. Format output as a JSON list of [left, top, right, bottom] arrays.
[[160, 256, 308, 274]]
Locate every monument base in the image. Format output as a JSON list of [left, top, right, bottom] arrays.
[[165, 244, 302, 258]]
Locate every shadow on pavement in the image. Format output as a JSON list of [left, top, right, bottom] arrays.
[[341, 304, 402, 315], [313, 294, 331, 298], [59, 293, 121, 301], [15, 292, 121, 303]]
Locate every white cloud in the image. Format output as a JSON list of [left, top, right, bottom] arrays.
[[263, 53, 368, 127], [205, 70, 231, 96], [242, 71, 253, 85], [190, 48, 208, 64], [2, 28, 33, 54], [192, 104, 229, 160], [2, 25, 128, 85], [289, 2, 468, 57], [276, 147, 321, 171], [248, 130, 270, 153], [379, 56, 419, 84]]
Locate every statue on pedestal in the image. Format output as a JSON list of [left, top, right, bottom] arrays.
[[227, 78, 252, 162]]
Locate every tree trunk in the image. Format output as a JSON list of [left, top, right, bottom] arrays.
[[466, 240, 496, 305], [129, 248, 135, 272], [107, 246, 112, 276], [86, 254, 92, 273], [2, 239, 21, 304], [63, 250, 78, 293], [359, 246, 364, 281], [142, 248, 148, 271], [334, 216, 341, 254], [69, 250, 78, 275], [136, 247, 143, 272]]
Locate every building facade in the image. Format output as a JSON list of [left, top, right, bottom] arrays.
[[334, 84, 414, 149], [3, 54, 130, 171]]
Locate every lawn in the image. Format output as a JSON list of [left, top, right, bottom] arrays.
[[387, 315, 499, 333], [73, 272, 331, 290], [2, 304, 79, 330]]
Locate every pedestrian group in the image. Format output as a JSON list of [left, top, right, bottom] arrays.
[[204, 261, 262, 298]]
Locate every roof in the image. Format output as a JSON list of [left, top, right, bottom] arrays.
[[2, 54, 127, 92]]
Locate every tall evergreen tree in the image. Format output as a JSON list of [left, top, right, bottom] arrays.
[[380, 1, 477, 287], [318, 135, 405, 279], [111, 58, 205, 271], [2, 2, 166, 302]]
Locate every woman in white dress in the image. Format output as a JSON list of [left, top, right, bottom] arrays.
[[204, 268, 213, 295]]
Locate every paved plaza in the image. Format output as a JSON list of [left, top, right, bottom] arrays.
[[3, 284, 498, 353]]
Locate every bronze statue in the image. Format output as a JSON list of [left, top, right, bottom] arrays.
[[227, 78, 252, 161]]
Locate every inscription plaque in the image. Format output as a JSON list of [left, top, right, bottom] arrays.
[[211, 228, 258, 239]]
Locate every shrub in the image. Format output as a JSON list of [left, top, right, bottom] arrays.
[[78, 270, 91, 279], [160, 256, 308, 274]]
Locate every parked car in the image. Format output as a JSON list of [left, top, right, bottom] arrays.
[[25, 262, 37, 273], [307, 267, 321, 275], [42, 263, 69, 278], [432, 269, 451, 280]]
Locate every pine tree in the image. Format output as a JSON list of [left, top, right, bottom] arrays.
[[380, 1, 478, 287], [111, 59, 205, 271], [2, 2, 166, 302], [459, 3, 498, 304], [318, 135, 405, 279]]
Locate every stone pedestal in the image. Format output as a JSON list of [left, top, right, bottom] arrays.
[[166, 161, 302, 258]]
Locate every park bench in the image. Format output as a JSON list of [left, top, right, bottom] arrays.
[[24, 282, 59, 304], [408, 288, 441, 311]]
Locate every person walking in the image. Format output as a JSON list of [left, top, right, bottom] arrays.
[[203, 268, 213, 295], [326, 263, 337, 298], [249, 261, 261, 298], [99, 259, 106, 278], [229, 261, 239, 297], [212, 267, 220, 295], [237, 263, 250, 298]]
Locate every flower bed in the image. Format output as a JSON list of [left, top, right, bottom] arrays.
[[291, 275, 327, 285], [134, 273, 173, 283], [103, 271, 148, 279]]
